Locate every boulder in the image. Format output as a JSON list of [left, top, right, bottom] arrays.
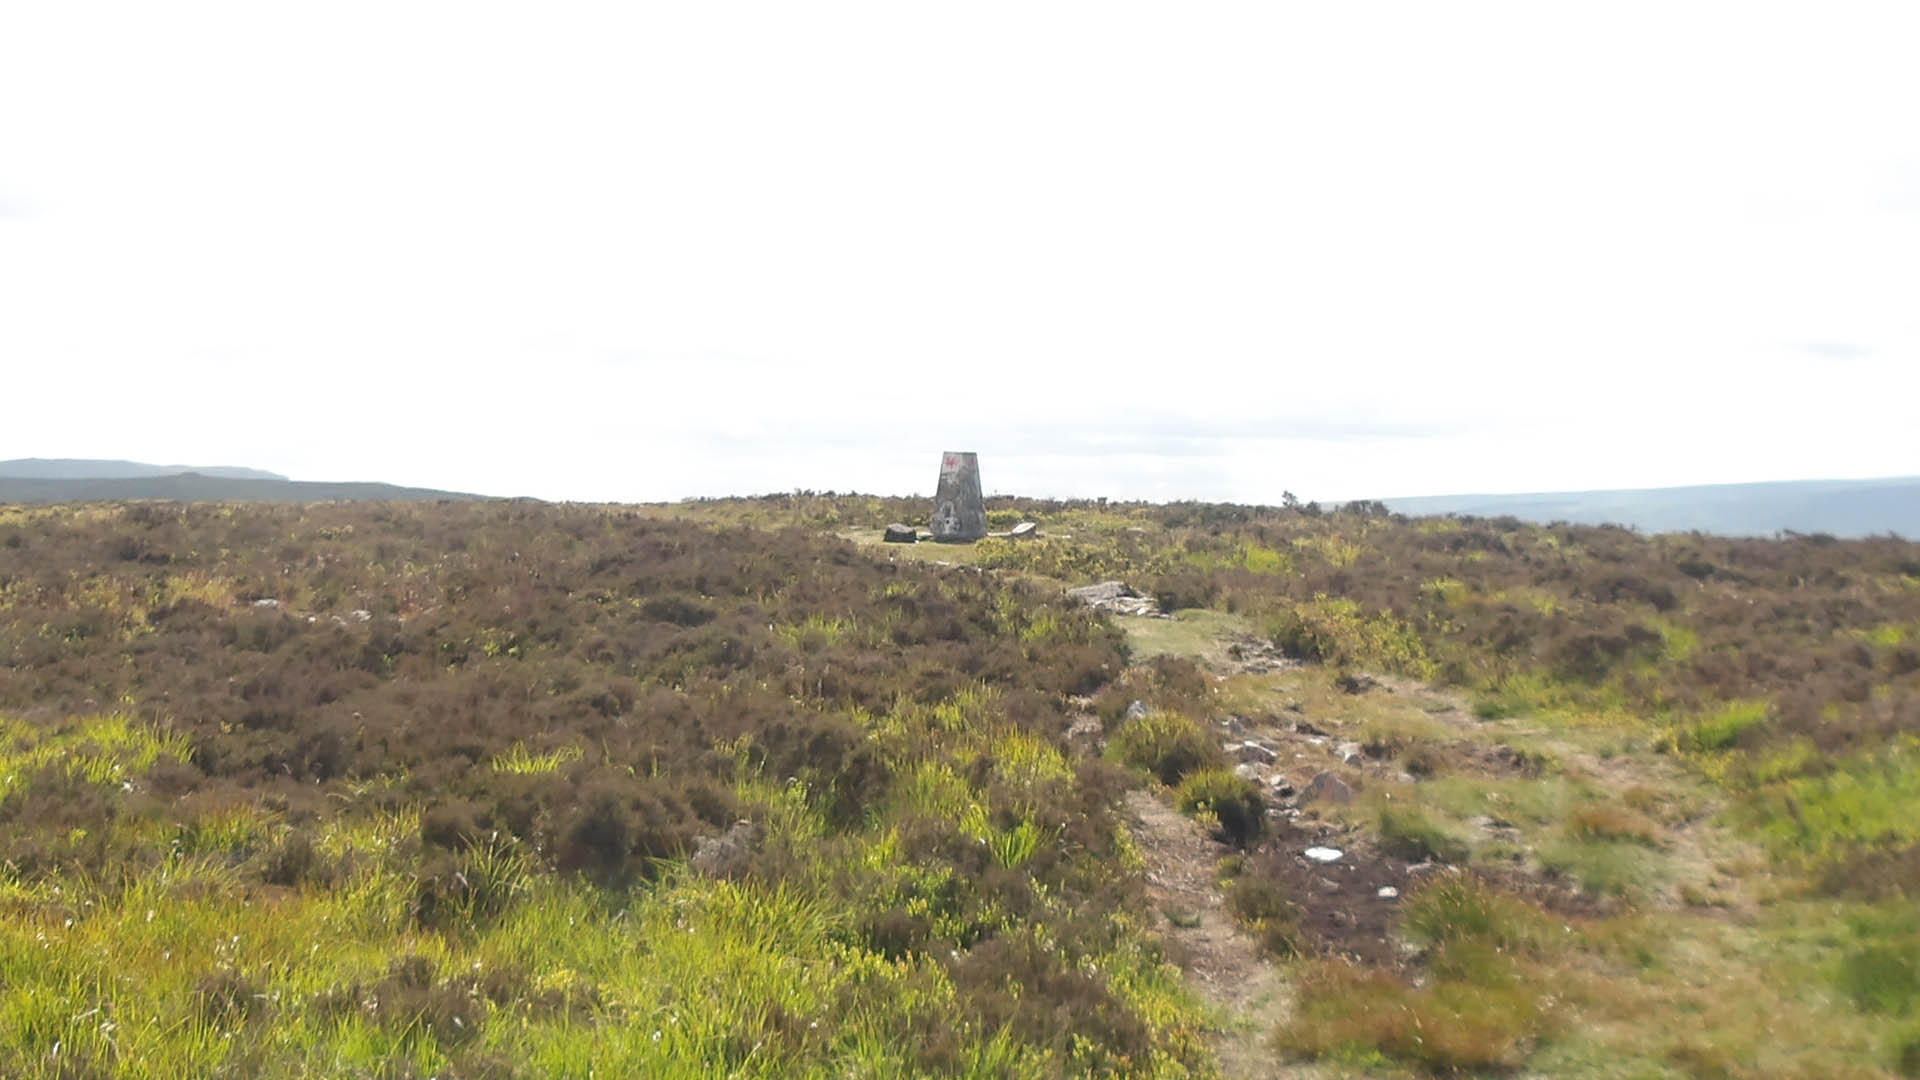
[[882, 523, 918, 544], [1066, 581, 1161, 617], [1300, 770, 1355, 806], [690, 820, 765, 879], [1067, 581, 1134, 605], [1065, 715, 1104, 743], [1009, 521, 1038, 539]]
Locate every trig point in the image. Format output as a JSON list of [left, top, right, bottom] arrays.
[[930, 451, 987, 542]]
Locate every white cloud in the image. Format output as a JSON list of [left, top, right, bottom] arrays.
[[2, 2, 1917, 502]]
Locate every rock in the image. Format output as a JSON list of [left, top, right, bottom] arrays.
[[1233, 763, 1267, 782], [1067, 580, 1121, 607], [1271, 781, 1297, 798], [349, 609, 372, 622], [690, 820, 765, 879], [1335, 741, 1364, 766], [1229, 741, 1278, 765], [1009, 521, 1038, 539], [250, 598, 279, 609], [1064, 581, 1161, 617], [1067, 581, 1132, 604], [1303, 846, 1344, 864], [1124, 700, 1150, 722], [1065, 715, 1104, 742], [1300, 770, 1355, 806], [882, 523, 918, 544], [1376, 886, 1400, 900], [1336, 672, 1379, 694]]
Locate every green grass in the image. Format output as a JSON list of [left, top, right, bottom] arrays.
[[0, 712, 193, 798], [1751, 742, 1920, 863], [1374, 802, 1470, 864], [489, 742, 585, 775], [1538, 836, 1663, 899], [1678, 699, 1772, 752], [0, 759, 1210, 1079], [1122, 609, 1255, 663]]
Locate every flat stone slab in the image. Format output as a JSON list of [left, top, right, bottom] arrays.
[[1066, 581, 1162, 617]]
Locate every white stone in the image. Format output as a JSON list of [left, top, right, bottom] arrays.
[[1230, 740, 1278, 764], [1303, 846, 1343, 864]]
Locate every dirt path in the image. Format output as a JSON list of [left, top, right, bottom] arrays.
[[1121, 790, 1308, 1080]]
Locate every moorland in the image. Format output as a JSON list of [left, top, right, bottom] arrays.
[[2, 494, 1918, 1078]]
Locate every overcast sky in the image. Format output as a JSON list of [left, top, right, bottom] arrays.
[[3, 3, 1917, 503]]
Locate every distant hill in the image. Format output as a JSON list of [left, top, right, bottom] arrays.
[[0, 475, 487, 504], [1379, 476, 1920, 538], [0, 458, 288, 481]]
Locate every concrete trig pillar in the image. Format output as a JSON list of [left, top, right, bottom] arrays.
[[930, 451, 987, 542]]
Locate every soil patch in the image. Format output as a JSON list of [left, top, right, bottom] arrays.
[[1252, 815, 1418, 968], [1121, 791, 1301, 1079]]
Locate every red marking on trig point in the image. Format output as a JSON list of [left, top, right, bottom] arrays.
[[944, 457, 956, 468]]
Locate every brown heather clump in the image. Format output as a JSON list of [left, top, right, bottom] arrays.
[[0, 503, 1124, 883]]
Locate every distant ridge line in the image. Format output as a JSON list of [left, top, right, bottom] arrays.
[[0, 458, 288, 481], [0, 475, 489, 504], [1378, 476, 1920, 539]]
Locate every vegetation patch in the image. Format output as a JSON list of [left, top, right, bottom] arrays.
[[1107, 709, 1223, 788], [0, 503, 1209, 1078]]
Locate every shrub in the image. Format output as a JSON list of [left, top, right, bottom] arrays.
[[1224, 869, 1303, 958], [1565, 803, 1663, 847], [259, 830, 332, 888], [1275, 958, 1544, 1071], [1402, 874, 1554, 956], [1107, 709, 1223, 787], [193, 967, 271, 1025], [1174, 768, 1265, 847], [1898, 1024, 1920, 1078]]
